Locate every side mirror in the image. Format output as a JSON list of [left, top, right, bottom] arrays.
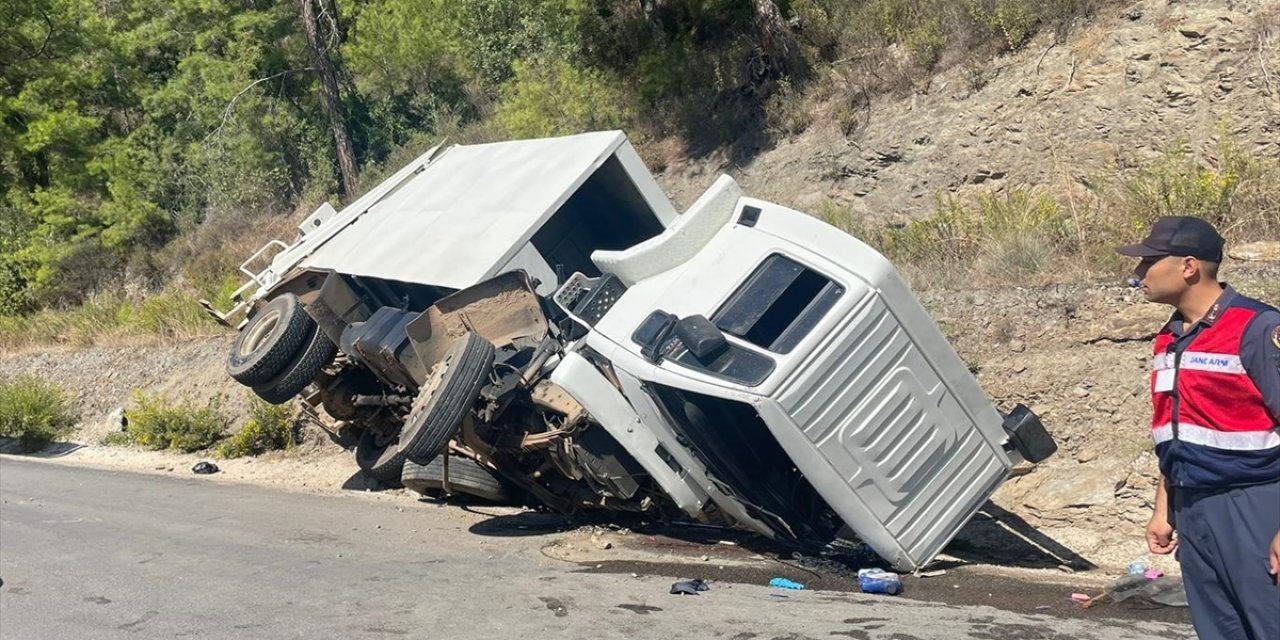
[[675, 315, 728, 362]]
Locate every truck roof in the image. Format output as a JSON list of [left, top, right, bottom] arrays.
[[294, 131, 674, 290]]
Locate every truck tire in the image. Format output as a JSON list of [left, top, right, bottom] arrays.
[[401, 332, 494, 465], [251, 324, 338, 405], [356, 428, 406, 487], [401, 456, 512, 503], [226, 294, 312, 385]]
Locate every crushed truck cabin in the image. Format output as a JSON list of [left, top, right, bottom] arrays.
[[204, 131, 1057, 572]]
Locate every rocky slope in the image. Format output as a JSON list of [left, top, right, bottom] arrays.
[[659, 0, 1280, 222]]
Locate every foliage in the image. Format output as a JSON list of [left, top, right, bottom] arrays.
[[123, 392, 226, 452], [0, 0, 1152, 318], [496, 59, 635, 139], [0, 375, 78, 452], [216, 398, 298, 458], [0, 290, 220, 351], [1112, 136, 1280, 237], [820, 189, 1073, 281]]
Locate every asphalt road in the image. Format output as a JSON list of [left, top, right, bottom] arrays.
[[0, 458, 1194, 640]]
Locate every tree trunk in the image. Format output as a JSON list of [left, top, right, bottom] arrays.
[[300, 0, 359, 199], [640, 0, 666, 50], [751, 0, 805, 80]]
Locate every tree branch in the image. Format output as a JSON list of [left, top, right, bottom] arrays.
[[0, 12, 56, 70], [203, 68, 315, 143]]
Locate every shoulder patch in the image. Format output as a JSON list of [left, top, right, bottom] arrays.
[[1272, 325, 1280, 350]]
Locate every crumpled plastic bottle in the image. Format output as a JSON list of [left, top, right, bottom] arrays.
[[857, 568, 902, 595]]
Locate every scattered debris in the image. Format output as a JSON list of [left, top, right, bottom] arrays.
[[1108, 575, 1187, 607], [916, 569, 947, 578], [669, 579, 710, 595], [858, 569, 902, 595], [191, 461, 219, 475], [1143, 568, 1164, 580], [768, 577, 805, 590], [1071, 593, 1092, 605]]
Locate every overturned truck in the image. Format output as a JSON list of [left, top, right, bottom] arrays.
[[206, 131, 1056, 572]]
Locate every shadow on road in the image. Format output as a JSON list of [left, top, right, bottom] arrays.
[[0, 439, 85, 457], [945, 501, 1097, 571], [467, 510, 575, 537], [339, 470, 383, 492]]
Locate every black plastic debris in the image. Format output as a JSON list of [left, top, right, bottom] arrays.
[[669, 579, 710, 595], [1110, 575, 1188, 607], [191, 461, 219, 475]]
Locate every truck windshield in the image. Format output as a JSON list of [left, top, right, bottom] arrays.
[[712, 254, 842, 354]]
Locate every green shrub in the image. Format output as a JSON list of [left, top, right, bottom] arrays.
[[1118, 144, 1239, 229], [216, 399, 297, 458], [0, 376, 78, 452], [817, 189, 1071, 280], [125, 392, 226, 452], [0, 287, 223, 350], [496, 59, 636, 139], [904, 19, 949, 67], [1113, 136, 1280, 238], [131, 293, 216, 339], [764, 78, 811, 136], [967, 0, 1038, 50]]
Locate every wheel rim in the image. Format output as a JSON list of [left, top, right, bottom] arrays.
[[238, 309, 282, 358], [402, 352, 454, 441]]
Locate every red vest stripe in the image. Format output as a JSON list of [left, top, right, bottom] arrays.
[[1151, 303, 1280, 487]]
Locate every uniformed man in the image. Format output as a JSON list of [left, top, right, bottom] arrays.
[[1117, 216, 1280, 640]]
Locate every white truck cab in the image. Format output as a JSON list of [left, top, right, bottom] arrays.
[[212, 131, 1054, 572]]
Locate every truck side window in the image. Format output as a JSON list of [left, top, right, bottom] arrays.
[[712, 254, 843, 354]]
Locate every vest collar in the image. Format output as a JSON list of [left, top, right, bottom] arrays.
[[1164, 284, 1237, 337]]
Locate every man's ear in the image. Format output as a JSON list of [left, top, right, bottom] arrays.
[[1182, 257, 1201, 279]]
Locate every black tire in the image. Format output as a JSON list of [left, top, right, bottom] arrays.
[[401, 456, 512, 503], [251, 324, 339, 405], [356, 428, 406, 487], [400, 332, 494, 465], [226, 294, 313, 385]]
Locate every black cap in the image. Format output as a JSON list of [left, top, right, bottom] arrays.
[[1115, 216, 1224, 262]]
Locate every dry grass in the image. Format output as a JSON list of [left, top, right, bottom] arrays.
[[821, 134, 1280, 290], [1070, 20, 1112, 63], [0, 291, 227, 353]]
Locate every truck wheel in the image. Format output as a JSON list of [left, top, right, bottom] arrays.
[[401, 456, 512, 503], [401, 332, 495, 465], [226, 294, 312, 385], [251, 325, 339, 405], [356, 428, 406, 487]]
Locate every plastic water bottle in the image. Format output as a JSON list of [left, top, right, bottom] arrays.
[[1128, 559, 1148, 575], [857, 568, 902, 595]]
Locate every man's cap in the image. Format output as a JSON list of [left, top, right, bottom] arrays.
[[1115, 216, 1224, 262]]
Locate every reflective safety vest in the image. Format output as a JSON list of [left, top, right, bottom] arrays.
[[1151, 296, 1280, 487]]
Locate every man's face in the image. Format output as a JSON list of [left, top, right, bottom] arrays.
[[1134, 255, 1190, 304]]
